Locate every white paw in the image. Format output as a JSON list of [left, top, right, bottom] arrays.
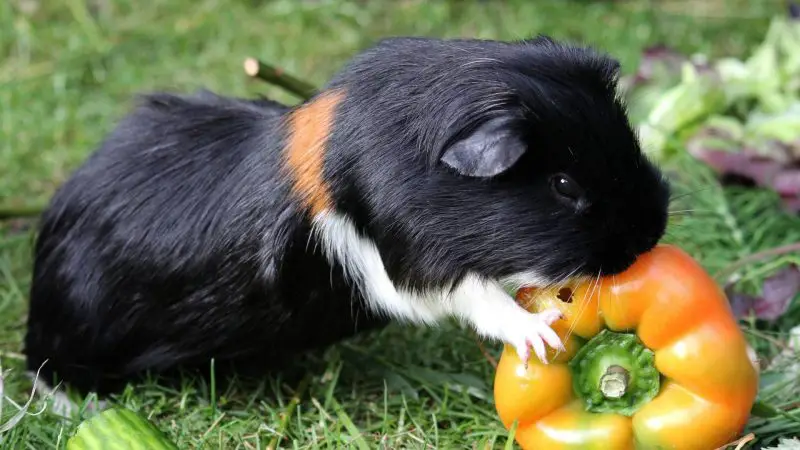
[[507, 308, 565, 365]]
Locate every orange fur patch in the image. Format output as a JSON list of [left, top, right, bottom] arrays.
[[283, 90, 344, 216]]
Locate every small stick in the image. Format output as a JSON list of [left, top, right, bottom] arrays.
[[243, 57, 317, 101], [715, 242, 800, 282], [715, 432, 755, 450], [0, 204, 45, 221]]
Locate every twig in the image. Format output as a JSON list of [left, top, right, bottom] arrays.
[[715, 242, 800, 282], [743, 328, 789, 352], [0, 204, 45, 221], [715, 432, 755, 450], [267, 373, 312, 450], [243, 57, 317, 101]]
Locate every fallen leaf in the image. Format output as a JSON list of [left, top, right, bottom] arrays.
[[687, 138, 800, 213], [728, 264, 800, 321], [783, 196, 800, 213], [688, 147, 783, 187], [774, 169, 800, 197], [632, 45, 688, 86], [758, 264, 800, 320], [728, 290, 760, 320]]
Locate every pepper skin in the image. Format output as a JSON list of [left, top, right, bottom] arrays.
[[493, 244, 759, 450]]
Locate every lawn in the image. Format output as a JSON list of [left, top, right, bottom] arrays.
[[1, 0, 799, 449]]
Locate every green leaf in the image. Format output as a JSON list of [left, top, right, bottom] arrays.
[[637, 63, 728, 158], [745, 102, 800, 144]]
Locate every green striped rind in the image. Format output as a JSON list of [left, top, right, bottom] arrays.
[[66, 407, 179, 450]]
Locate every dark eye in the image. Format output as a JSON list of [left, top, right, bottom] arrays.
[[550, 173, 583, 203]]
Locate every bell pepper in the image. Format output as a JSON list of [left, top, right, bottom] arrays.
[[493, 244, 759, 450]]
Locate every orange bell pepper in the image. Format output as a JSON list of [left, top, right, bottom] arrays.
[[493, 244, 759, 450]]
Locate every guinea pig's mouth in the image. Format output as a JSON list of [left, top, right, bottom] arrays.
[[581, 235, 664, 279], [499, 245, 653, 293], [502, 240, 661, 295], [593, 256, 637, 277]]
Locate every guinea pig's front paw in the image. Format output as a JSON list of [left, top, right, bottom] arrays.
[[507, 308, 565, 365]]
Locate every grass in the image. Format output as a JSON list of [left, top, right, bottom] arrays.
[[1, 0, 799, 448]]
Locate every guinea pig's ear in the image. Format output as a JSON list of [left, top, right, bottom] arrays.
[[440, 117, 527, 178]]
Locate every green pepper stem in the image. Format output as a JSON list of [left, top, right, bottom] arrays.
[[599, 365, 630, 399], [568, 330, 661, 416]]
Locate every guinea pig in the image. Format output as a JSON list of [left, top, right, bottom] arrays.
[[24, 35, 670, 396]]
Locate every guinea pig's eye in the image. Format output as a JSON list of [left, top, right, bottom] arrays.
[[550, 173, 583, 204]]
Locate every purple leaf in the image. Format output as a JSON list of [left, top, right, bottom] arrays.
[[631, 45, 688, 85], [641, 46, 686, 68], [688, 138, 800, 213], [790, 1, 800, 19], [728, 290, 760, 318], [729, 265, 800, 321], [782, 195, 800, 213], [773, 169, 800, 197], [689, 147, 784, 186], [757, 265, 800, 320]]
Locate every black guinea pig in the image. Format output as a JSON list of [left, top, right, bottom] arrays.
[[24, 35, 670, 396]]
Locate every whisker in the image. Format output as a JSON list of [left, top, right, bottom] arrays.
[[586, 269, 603, 316], [569, 270, 600, 333], [557, 264, 583, 288], [611, 273, 619, 319], [668, 209, 718, 214], [564, 269, 600, 343], [669, 187, 712, 202], [668, 209, 719, 217], [594, 268, 604, 319], [547, 264, 585, 360]]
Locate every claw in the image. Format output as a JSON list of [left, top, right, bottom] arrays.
[[527, 337, 547, 365], [509, 308, 565, 367], [517, 344, 531, 368], [538, 308, 565, 325], [515, 341, 528, 363], [540, 324, 566, 352]]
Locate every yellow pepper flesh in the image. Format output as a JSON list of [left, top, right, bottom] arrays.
[[494, 244, 759, 450]]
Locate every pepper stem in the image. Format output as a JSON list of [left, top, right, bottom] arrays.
[[568, 330, 661, 416], [599, 365, 629, 399]]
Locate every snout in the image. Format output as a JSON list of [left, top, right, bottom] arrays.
[[583, 231, 662, 277]]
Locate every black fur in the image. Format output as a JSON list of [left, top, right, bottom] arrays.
[[324, 36, 669, 290], [24, 92, 387, 394], [24, 36, 669, 395]]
